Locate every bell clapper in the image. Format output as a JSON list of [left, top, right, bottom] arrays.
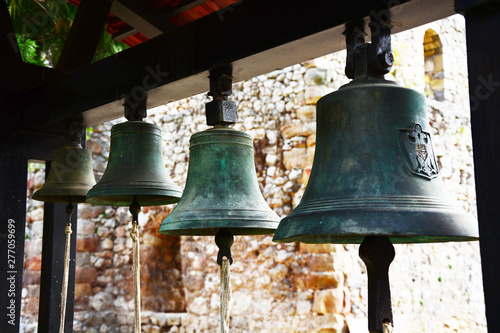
[[359, 236, 395, 333], [215, 228, 234, 333], [129, 195, 142, 333]]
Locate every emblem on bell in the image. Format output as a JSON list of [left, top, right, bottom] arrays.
[[399, 123, 439, 179]]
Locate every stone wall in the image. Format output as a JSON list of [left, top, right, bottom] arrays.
[[22, 15, 486, 332]]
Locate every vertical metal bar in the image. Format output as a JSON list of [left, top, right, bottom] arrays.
[[0, 154, 28, 332], [359, 236, 395, 333], [456, 1, 500, 331], [37, 162, 78, 333]]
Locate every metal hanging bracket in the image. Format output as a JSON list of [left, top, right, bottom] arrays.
[[206, 66, 237, 126], [124, 95, 147, 121], [344, 13, 394, 81], [65, 122, 85, 148]]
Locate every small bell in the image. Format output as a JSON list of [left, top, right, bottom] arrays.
[[33, 124, 96, 203], [85, 98, 181, 333], [32, 123, 95, 333], [159, 126, 280, 236], [159, 69, 279, 333], [86, 112, 182, 206]]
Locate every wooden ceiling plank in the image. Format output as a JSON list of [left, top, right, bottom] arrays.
[[56, 0, 114, 72], [163, 0, 213, 17], [112, 25, 139, 41], [111, 0, 177, 37]]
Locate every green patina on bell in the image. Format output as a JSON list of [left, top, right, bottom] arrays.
[[273, 79, 479, 244], [86, 121, 182, 206], [159, 126, 279, 236], [33, 145, 96, 203]]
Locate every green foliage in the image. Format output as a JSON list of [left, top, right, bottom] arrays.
[[7, 0, 127, 67], [86, 127, 94, 141], [16, 34, 44, 65]]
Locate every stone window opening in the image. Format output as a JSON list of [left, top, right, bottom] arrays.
[[424, 29, 444, 101]]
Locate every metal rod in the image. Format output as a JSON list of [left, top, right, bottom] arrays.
[[359, 236, 395, 333]]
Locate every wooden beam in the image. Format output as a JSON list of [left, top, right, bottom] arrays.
[[163, 0, 212, 17], [111, 0, 176, 38], [457, 1, 500, 331], [112, 25, 138, 41], [20, 0, 455, 136], [0, 1, 22, 64], [0, 154, 28, 333], [56, 0, 114, 72]]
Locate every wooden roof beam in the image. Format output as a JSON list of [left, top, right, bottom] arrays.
[[111, 0, 177, 38], [18, 0, 455, 136], [56, 0, 114, 72], [0, 1, 22, 64]]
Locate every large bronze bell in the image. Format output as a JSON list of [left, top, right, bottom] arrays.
[[33, 132, 96, 203], [273, 79, 479, 244], [86, 121, 182, 206], [159, 126, 280, 236]]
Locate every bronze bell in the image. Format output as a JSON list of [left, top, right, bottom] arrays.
[[159, 126, 280, 236], [86, 121, 182, 206], [273, 79, 479, 244], [33, 145, 96, 203], [33, 127, 96, 203]]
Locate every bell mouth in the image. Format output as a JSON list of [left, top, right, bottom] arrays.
[[273, 195, 479, 244]]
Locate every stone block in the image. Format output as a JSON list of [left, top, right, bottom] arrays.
[[305, 68, 328, 86], [100, 238, 113, 250], [296, 105, 316, 121], [307, 146, 316, 166], [308, 254, 334, 271], [95, 250, 113, 259], [305, 86, 331, 105], [87, 139, 102, 154], [28, 284, 40, 297], [78, 204, 104, 219], [78, 219, 96, 236], [74, 295, 90, 311], [311, 314, 346, 333], [24, 297, 39, 314], [302, 121, 317, 136], [76, 267, 97, 284], [25, 254, 42, 271], [77, 252, 91, 266], [91, 291, 114, 312], [77, 236, 99, 252], [294, 272, 342, 290], [430, 78, 445, 90], [303, 166, 312, 186], [296, 300, 312, 315], [75, 283, 92, 297], [143, 233, 164, 247], [28, 208, 44, 222], [31, 221, 43, 238], [312, 288, 344, 314], [283, 148, 308, 170], [291, 136, 307, 148], [281, 123, 303, 139], [300, 243, 338, 254], [23, 270, 41, 285], [307, 134, 316, 147]]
